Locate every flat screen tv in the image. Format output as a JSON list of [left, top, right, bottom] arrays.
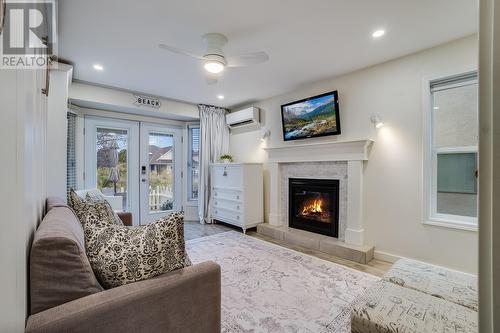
[[281, 90, 340, 141]]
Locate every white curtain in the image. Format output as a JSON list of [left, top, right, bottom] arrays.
[[198, 104, 230, 224]]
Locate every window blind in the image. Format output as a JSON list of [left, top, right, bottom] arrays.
[[67, 112, 77, 195]]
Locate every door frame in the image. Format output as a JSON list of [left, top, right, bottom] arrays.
[[84, 116, 140, 222], [139, 122, 183, 224]]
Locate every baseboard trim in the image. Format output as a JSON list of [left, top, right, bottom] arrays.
[[373, 250, 404, 263]]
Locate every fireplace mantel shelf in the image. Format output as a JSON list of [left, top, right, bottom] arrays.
[[263, 139, 373, 163]]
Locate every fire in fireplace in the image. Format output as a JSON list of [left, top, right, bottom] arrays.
[[289, 178, 339, 237], [300, 198, 329, 223]]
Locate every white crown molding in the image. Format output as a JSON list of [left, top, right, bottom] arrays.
[[263, 139, 374, 163]]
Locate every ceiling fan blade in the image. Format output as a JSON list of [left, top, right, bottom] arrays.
[[158, 43, 204, 60], [226, 51, 269, 67]]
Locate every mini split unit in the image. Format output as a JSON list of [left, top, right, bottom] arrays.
[[226, 107, 260, 128]]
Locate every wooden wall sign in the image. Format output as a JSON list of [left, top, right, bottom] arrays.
[[133, 94, 161, 109]]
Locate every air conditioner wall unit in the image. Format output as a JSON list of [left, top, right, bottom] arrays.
[[226, 107, 260, 128]]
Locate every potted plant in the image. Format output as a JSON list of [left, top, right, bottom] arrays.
[[219, 154, 234, 163]]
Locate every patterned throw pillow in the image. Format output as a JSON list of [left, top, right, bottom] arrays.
[[68, 190, 123, 226], [84, 192, 124, 226], [82, 210, 191, 288]]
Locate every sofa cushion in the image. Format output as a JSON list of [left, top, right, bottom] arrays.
[[382, 258, 478, 311], [83, 210, 191, 289], [30, 203, 103, 314], [351, 280, 478, 333]]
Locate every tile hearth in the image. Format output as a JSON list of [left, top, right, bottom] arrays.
[[257, 224, 374, 264]]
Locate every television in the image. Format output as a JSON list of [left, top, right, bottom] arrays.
[[280, 90, 340, 141]]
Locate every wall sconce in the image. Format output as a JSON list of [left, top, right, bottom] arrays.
[[370, 113, 384, 129], [261, 127, 271, 142]]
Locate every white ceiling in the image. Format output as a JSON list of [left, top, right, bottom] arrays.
[[59, 0, 478, 108]]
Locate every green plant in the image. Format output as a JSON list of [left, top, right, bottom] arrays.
[[219, 154, 233, 162]]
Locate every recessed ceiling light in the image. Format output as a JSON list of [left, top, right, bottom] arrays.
[[93, 64, 104, 71], [217, 95, 225, 100], [433, 106, 440, 110], [372, 29, 385, 38]]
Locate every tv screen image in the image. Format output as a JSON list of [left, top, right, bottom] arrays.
[[281, 91, 340, 141]]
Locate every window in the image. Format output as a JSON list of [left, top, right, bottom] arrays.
[[188, 125, 200, 200], [425, 72, 478, 229], [67, 112, 78, 195]]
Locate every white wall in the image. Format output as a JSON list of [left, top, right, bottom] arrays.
[[230, 35, 478, 273], [0, 68, 48, 331], [47, 63, 73, 198], [70, 82, 199, 121]]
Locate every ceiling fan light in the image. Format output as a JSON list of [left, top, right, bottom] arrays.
[[204, 61, 225, 74]]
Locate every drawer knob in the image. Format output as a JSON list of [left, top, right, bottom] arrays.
[[237, 216, 240, 220], [236, 195, 240, 199], [237, 205, 240, 210]]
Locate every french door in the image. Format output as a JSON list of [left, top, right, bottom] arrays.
[[140, 123, 182, 224], [84, 117, 182, 225]]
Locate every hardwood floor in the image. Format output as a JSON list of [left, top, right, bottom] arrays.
[[184, 221, 392, 277]]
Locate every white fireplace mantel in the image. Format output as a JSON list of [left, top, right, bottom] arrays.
[[264, 139, 374, 246], [263, 139, 373, 163]]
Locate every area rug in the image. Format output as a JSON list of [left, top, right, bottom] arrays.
[[187, 231, 379, 333]]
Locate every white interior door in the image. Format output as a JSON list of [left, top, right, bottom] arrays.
[[140, 123, 182, 224], [84, 117, 140, 222]]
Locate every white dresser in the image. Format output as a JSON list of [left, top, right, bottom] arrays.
[[210, 163, 263, 233]]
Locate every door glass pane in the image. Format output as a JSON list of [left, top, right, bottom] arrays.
[[96, 128, 128, 210], [148, 132, 174, 212]]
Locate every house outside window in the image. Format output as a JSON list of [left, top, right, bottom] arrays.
[[425, 72, 478, 230]]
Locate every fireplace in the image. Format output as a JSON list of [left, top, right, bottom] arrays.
[[289, 178, 339, 237]]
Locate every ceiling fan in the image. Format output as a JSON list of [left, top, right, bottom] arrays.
[[159, 33, 269, 84]]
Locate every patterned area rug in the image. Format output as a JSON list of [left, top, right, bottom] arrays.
[[187, 231, 378, 333]]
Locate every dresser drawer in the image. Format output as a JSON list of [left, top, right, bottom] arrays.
[[213, 188, 243, 202], [212, 207, 243, 225], [213, 198, 243, 213], [212, 165, 243, 188]]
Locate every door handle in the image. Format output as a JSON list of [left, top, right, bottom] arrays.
[[141, 165, 147, 182]]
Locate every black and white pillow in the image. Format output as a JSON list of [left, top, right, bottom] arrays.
[[84, 192, 124, 226], [68, 189, 123, 226], [82, 210, 191, 288]]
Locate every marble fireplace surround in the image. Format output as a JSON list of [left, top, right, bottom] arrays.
[[264, 139, 373, 246]]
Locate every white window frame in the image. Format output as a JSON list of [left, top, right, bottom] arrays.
[[187, 124, 200, 202], [422, 70, 478, 232]]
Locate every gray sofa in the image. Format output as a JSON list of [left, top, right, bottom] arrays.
[[351, 258, 478, 333], [26, 197, 221, 333]]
